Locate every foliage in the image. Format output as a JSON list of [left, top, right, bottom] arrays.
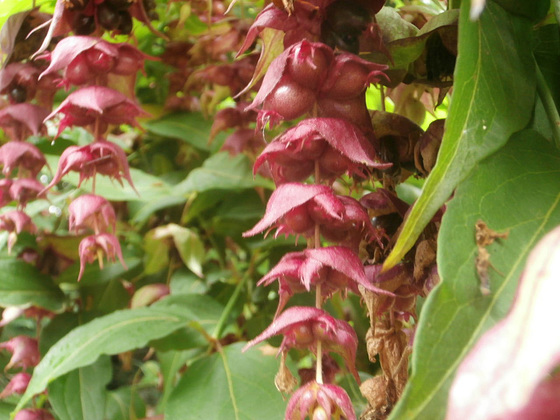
[[0, 0, 558, 419]]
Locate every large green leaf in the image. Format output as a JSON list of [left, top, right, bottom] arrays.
[[384, 0, 535, 269], [14, 294, 221, 413], [166, 342, 287, 420], [388, 130, 560, 419], [173, 152, 273, 195], [48, 356, 112, 420], [144, 112, 217, 152], [0, 259, 65, 311], [104, 386, 146, 420]]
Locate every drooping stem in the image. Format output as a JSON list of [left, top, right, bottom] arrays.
[[535, 61, 560, 149], [315, 339, 323, 384]]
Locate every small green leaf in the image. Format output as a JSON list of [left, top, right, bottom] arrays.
[[173, 152, 274, 195], [14, 294, 221, 413], [388, 130, 560, 419], [0, 259, 65, 311], [166, 343, 287, 420], [48, 356, 112, 420], [385, 0, 536, 269]]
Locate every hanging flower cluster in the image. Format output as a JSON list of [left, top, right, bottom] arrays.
[[0, 2, 152, 414]]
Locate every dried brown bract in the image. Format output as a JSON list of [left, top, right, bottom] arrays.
[[475, 220, 509, 295]]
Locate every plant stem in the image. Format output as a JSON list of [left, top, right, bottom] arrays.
[[315, 339, 323, 384], [535, 62, 560, 149]]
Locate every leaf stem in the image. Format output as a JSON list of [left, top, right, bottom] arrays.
[[535, 62, 560, 149]]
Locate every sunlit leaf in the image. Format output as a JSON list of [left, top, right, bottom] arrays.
[[388, 130, 560, 419], [384, 0, 536, 269]]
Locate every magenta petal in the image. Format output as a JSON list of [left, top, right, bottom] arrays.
[[0, 104, 50, 139], [68, 194, 116, 234], [447, 226, 560, 420], [285, 381, 356, 420], [78, 233, 127, 281], [0, 141, 46, 177], [243, 183, 332, 237]]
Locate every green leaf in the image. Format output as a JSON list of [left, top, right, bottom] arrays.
[[493, 0, 550, 21], [48, 356, 112, 420], [0, 259, 65, 311], [104, 386, 146, 420], [165, 343, 287, 420], [14, 294, 220, 413], [173, 152, 274, 195], [388, 130, 560, 419], [385, 0, 536, 269], [144, 112, 215, 152]]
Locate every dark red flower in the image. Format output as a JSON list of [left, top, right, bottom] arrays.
[[44, 86, 148, 138], [78, 233, 127, 281], [43, 140, 136, 193], [254, 117, 390, 184], [259, 246, 393, 315], [285, 380, 356, 420], [68, 193, 116, 234], [9, 178, 46, 207], [0, 210, 37, 253], [0, 335, 40, 370], [0, 141, 47, 178], [243, 306, 360, 382]]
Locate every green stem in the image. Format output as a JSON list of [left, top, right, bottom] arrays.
[[535, 62, 560, 149], [212, 271, 250, 340]]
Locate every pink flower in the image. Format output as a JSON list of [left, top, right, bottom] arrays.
[[254, 117, 390, 184], [43, 140, 136, 193], [44, 86, 148, 138], [259, 246, 393, 315], [0, 372, 31, 398], [0, 141, 47, 178], [285, 380, 356, 420], [9, 178, 46, 208], [0, 63, 57, 108], [68, 193, 116, 234], [243, 306, 360, 382], [0, 104, 50, 141], [0, 210, 37, 253], [78, 233, 127, 281], [0, 335, 40, 370], [14, 409, 55, 420]]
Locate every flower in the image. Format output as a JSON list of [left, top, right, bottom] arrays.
[[254, 117, 390, 184], [285, 380, 356, 420], [9, 178, 46, 208], [0, 372, 31, 398], [260, 246, 393, 315], [14, 409, 55, 420], [0, 335, 40, 370], [243, 306, 360, 382], [0, 141, 47, 178], [0, 210, 37, 253], [43, 140, 136, 193], [0, 104, 50, 141], [68, 193, 116, 234], [44, 86, 148, 138], [78, 233, 127, 281]]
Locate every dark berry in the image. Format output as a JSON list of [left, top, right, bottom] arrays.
[[97, 3, 121, 30], [9, 85, 27, 103], [116, 11, 133, 34], [73, 13, 96, 35]]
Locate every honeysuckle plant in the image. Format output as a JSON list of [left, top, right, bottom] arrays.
[[0, 0, 558, 419]]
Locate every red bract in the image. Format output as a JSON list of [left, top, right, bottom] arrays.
[[44, 86, 148, 137], [14, 409, 55, 420], [78, 233, 127, 281], [9, 178, 46, 207], [0, 372, 31, 398], [0, 210, 37, 253], [243, 306, 360, 382], [446, 226, 560, 420], [285, 380, 356, 420], [0, 141, 47, 178], [68, 193, 116, 234], [247, 41, 333, 125], [244, 182, 379, 248], [0, 335, 40, 370], [260, 246, 393, 315], [43, 140, 136, 193], [0, 104, 50, 141], [254, 117, 390, 184], [39, 36, 150, 89]]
